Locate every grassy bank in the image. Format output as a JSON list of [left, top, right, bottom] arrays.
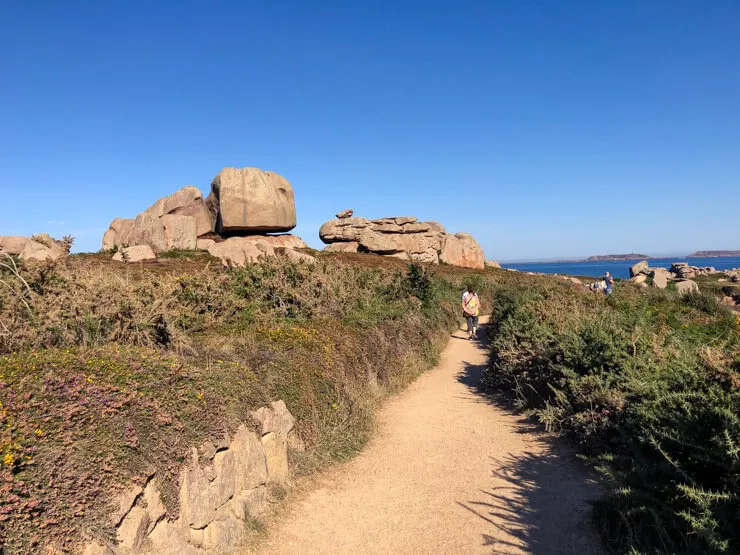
[[0, 251, 495, 553], [484, 274, 740, 554]]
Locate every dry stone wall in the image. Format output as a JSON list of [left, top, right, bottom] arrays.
[[83, 401, 295, 555]]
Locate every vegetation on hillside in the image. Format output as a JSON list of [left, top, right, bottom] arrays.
[[484, 276, 740, 554], [0, 252, 494, 553]]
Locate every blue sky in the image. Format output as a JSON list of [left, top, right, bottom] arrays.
[[1, 1, 738, 261]]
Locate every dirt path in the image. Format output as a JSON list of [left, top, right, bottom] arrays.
[[257, 322, 605, 554]]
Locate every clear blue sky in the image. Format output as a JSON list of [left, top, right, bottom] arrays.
[[1, 1, 738, 261]]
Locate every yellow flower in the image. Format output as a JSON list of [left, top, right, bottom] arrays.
[[3, 453, 14, 466], [34, 429, 43, 437]]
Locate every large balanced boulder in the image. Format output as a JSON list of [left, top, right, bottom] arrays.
[[101, 168, 308, 261], [207, 168, 296, 234]]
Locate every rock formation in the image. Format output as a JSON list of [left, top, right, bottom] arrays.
[[0, 233, 68, 262], [670, 262, 717, 279], [319, 215, 485, 269], [112, 245, 157, 263], [439, 233, 485, 269], [627, 261, 740, 295], [101, 167, 312, 267], [102, 219, 136, 251], [206, 167, 296, 234], [0, 236, 31, 255], [83, 401, 296, 555], [676, 280, 699, 295]]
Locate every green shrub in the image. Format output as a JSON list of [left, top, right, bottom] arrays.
[[484, 279, 740, 554]]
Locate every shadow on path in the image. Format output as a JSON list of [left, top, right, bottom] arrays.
[[455, 325, 606, 554]]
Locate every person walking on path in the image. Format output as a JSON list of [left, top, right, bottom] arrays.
[[462, 285, 480, 340], [604, 272, 614, 296]]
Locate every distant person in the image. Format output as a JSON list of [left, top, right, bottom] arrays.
[[604, 272, 614, 296], [462, 285, 480, 340]]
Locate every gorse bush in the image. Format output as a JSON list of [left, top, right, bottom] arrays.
[[484, 279, 740, 554]]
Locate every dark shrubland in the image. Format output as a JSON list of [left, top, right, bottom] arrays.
[[484, 275, 740, 554]]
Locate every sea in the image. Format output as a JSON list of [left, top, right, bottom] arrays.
[[501, 257, 740, 280]]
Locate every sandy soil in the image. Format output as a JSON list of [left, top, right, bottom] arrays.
[[256, 322, 605, 554]]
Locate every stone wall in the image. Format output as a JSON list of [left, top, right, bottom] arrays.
[[83, 401, 295, 555]]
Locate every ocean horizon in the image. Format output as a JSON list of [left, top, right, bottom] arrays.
[[501, 256, 740, 280]]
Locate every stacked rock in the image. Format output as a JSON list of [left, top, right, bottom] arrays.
[[319, 213, 485, 269], [102, 168, 310, 267]]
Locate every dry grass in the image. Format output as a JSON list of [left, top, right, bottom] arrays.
[[0, 252, 499, 553]]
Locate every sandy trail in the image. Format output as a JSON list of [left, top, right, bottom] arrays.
[[258, 322, 605, 554]]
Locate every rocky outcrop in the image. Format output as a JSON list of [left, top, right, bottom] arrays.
[[112, 245, 157, 263], [242, 234, 307, 250], [0, 236, 32, 255], [319, 214, 485, 269], [485, 260, 502, 269], [439, 233, 485, 270], [205, 237, 313, 268], [207, 168, 296, 234], [629, 262, 682, 288], [1, 234, 68, 262], [324, 242, 359, 253], [336, 209, 353, 219], [650, 269, 669, 289], [319, 217, 372, 243], [281, 248, 316, 265], [102, 168, 306, 264], [671, 262, 718, 279], [84, 401, 295, 555], [207, 238, 275, 268], [629, 261, 649, 278], [21, 234, 68, 262], [676, 280, 699, 295], [102, 218, 136, 251], [626, 262, 740, 294], [102, 187, 214, 253], [131, 186, 214, 253]]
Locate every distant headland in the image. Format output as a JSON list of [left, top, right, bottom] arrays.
[[583, 253, 651, 262], [688, 250, 740, 258]]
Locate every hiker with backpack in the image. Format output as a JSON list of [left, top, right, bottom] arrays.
[[462, 285, 480, 340]]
